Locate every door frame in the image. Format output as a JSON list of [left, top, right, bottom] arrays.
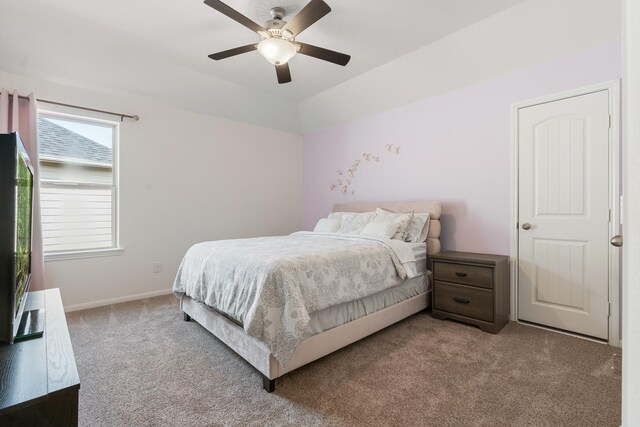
[[509, 80, 621, 347]]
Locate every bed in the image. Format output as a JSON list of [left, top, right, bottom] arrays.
[[174, 200, 442, 392]]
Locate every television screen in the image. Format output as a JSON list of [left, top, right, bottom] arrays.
[[0, 133, 35, 343], [14, 149, 33, 318]]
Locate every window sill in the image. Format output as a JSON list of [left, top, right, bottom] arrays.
[[44, 248, 124, 262]]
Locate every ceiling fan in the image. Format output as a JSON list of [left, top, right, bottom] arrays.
[[205, 0, 351, 84]]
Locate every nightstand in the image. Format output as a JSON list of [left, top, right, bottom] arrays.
[[430, 251, 510, 334]]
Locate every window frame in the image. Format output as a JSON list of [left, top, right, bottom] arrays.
[[37, 110, 122, 261]]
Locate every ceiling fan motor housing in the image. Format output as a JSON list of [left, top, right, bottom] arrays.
[[269, 7, 286, 20], [264, 7, 287, 29]]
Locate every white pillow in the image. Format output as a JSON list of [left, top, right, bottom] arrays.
[[405, 213, 431, 243], [374, 208, 413, 240], [360, 220, 399, 240], [328, 212, 347, 220], [336, 212, 375, 234], [313, 218, 341, 233]]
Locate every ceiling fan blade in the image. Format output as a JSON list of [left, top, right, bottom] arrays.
[[275, 64, 292, 84], [297, 43, 350, 66], [282, 0, 331, 36], [204, 0, 266, 34], [208, 44, 257, 60]]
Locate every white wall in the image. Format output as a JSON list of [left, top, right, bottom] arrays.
[[0, 70, 303, 310], [623, 0, 640, 423], [299, 0, 622, 133]]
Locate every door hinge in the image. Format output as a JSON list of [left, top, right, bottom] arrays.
[[608, 209, 612, 223], [608, 115, 612, 129], [608, 302, 612, 317]]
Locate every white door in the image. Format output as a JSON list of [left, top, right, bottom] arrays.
[[518, 90, 610, 340]]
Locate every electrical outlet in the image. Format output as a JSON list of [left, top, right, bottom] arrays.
[[152, 262, 161, 273]]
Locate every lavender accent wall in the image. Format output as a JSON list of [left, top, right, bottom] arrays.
[[303, 41, 622, 255]]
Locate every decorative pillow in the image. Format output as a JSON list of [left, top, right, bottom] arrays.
[[336, 212, 375, 234], [375, 208, 413, 240], [327, 211, 347, 220], [313, 218, 341, 233], [360, 220, 399, 240], [405, 213, 431, 243]]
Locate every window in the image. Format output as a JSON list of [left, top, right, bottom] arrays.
[[37, 112, 119, 258]]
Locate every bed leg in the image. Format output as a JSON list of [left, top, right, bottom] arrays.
[[183, 312, 191, 322], [262, 375, 275, 393]]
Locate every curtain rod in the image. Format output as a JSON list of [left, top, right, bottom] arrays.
[[7, 92, 139, 122]]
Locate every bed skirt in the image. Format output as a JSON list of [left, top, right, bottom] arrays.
[[180, 290, 430, 382]]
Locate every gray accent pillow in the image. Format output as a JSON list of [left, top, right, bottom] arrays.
[[405, 213, 431, 243]]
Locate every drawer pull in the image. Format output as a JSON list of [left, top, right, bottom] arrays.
[[454, 272, 468, 277], [453, 297, 470, 304]]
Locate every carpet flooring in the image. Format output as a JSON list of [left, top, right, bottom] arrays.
[[66, 295, 621, 426]]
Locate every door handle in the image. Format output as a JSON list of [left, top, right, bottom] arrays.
[[610, 235, 623, 247], [522, 223, 532, 230]]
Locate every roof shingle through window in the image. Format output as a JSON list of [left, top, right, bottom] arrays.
[[38, 118, 112, 164]]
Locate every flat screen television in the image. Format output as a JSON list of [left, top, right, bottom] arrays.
[[0, 133, 34, 344]]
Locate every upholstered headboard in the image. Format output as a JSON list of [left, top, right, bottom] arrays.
[[332, 200, 442, 255]]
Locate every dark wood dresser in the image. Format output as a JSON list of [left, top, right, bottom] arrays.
[[431, 251, 510, 334], [0, 289, 80, 426]]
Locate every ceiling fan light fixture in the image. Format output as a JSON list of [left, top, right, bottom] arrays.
[[257, 38, 297, 65]]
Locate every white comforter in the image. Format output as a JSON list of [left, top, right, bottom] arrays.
[[173, 231, 417, 365]]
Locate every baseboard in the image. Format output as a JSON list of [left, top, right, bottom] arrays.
[[63, 288, 174, 312]]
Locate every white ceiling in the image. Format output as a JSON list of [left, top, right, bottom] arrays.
[[0, 0, 527, 105]]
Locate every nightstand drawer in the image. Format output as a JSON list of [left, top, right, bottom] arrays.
[[434, 281, 494, 322], [433, 261, 493, 289]]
